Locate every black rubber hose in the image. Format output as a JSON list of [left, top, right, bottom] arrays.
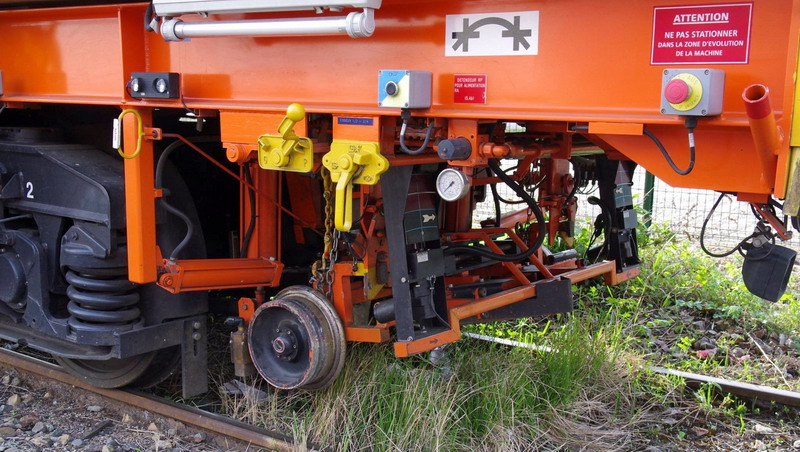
[[154, 137, 216, 260], [444, 159, 546, 262], [399, 120, 434, 155], [489, 183, 501, 227], [161, 198, 194, 261], [240, 166, 256, 257], [588, 196, 612, 248]]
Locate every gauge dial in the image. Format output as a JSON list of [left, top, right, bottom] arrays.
[[436, 168, 470, 202]]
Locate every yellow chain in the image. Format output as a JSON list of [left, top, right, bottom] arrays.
[[311, 167, 335, 294]]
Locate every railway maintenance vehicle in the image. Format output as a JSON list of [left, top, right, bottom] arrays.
[[0, 0, 797, 395]]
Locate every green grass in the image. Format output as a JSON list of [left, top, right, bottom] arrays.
[[220, 309, 649, 450], [216, 223, 799, 450]]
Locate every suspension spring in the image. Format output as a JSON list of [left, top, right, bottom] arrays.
[[66, 266, 142, 333]]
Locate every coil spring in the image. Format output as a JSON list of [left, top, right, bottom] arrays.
[[66, 266, 141, 333]]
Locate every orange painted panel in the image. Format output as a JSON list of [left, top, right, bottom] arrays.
[[0, 1, 797, 195]]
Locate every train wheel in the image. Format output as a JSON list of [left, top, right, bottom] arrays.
[[248, 286, 346, 390], [55, 352, 156, 388], [129, 346, 182, 389]]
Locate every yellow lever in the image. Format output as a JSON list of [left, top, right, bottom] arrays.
[[257, 103, 313, 172], [323, 141, 389, 231]]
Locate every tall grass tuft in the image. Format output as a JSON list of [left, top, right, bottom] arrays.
[[218, 307, 653, 451]]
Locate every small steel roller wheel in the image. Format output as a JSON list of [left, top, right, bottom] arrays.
[[248, 286, 346, 390]]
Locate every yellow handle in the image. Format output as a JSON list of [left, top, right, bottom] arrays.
[[278, 103, 305, 139], [117, 109, 145, 160], [334, 170, 355, 231]]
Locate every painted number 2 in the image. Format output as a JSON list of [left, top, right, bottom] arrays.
[[25, 181, 34, 199]]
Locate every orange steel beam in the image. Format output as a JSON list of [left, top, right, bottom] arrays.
[[158, 258, 283, 293], [123, 108, 158, 283], [394, 260, 629, 357]]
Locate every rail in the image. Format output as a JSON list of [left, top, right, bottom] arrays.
[[0, 348, 306, 451]]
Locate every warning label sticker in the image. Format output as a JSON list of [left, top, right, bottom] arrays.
[[454, 75, 487, 104], [651, 3, 752, 65]]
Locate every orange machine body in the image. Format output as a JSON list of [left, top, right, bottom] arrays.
[[0, 1, 796, 194], [0, 0, 797, 390]]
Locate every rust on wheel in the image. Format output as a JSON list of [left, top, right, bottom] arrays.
[[248, 286, 346, 390]]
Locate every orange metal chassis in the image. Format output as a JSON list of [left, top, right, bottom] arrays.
[[0, 1, 797, 357]]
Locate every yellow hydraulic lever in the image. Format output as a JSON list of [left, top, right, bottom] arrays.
[[257, 103, 313, 172], [322, 141, 389, 231]]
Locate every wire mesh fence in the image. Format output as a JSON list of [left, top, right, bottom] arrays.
[[474, 165, 800, 252]]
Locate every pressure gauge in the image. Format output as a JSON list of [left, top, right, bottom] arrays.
[[436, 168, 470, 202]]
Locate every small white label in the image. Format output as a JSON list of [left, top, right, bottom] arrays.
[[112, 118, 121, 150], [417, 251, 429, 263], [688, 132, 696, 148], [446, 11, 539, 57]]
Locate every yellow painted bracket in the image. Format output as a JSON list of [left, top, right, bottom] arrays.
[[353, 262, 384, 301], [322, 141, 389, 231], [257, 103, 313, 173]]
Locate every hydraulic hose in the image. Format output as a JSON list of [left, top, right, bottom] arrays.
[[399, 119, 434, 155], [154, 137, 217, 260], [240, 166, 256, 257], [444, 159, 546, 262]]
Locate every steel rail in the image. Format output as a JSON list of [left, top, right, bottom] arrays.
[[464, 333, 800, 408], [0, 348, 307, 451]]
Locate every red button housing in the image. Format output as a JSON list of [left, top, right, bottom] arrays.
[[664, 78, 690, 104]]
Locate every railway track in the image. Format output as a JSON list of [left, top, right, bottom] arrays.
[[0, 348, 305, 452], [464, 332, 800, 408]]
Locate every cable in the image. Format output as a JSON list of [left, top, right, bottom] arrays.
[[584, 196, 612, 263], [643, 117, 696, 176], [154, 137, 217, 260], [240, 166, 256, 257], [489, 184, 502, 227], [699, 192, 776, 260], [444, 159, 546, 262], [398, 111, 434, 155], [576, 120, 697, 176], [0, 104, 6, 117]]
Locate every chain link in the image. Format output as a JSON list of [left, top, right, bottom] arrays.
[[311, 167, 337, 299]]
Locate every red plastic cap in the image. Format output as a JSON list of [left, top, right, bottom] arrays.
[[664, 79, 690, 104]]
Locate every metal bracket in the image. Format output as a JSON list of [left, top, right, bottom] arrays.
[[182, 317, 208, 398], [322, 140, 389, 231]]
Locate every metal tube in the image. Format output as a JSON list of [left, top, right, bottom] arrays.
[[161, 9, 374, 41], [742, 84, 780, 185]]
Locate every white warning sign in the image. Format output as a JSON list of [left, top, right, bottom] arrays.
[[445, 11, 539, 57]]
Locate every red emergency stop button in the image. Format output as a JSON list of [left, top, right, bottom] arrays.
[[665, 78, 690, 104]]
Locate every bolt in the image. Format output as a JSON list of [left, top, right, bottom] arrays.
[[192, 321, 201, 329], [406, 336, 413, 341], [192, 332, 202, 340], [242, 303, 249, 311], [704, 69, 710, 75], [400, 277, 407, 283], [162, 276, 174, 286], [701, 110, 707, 115]]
